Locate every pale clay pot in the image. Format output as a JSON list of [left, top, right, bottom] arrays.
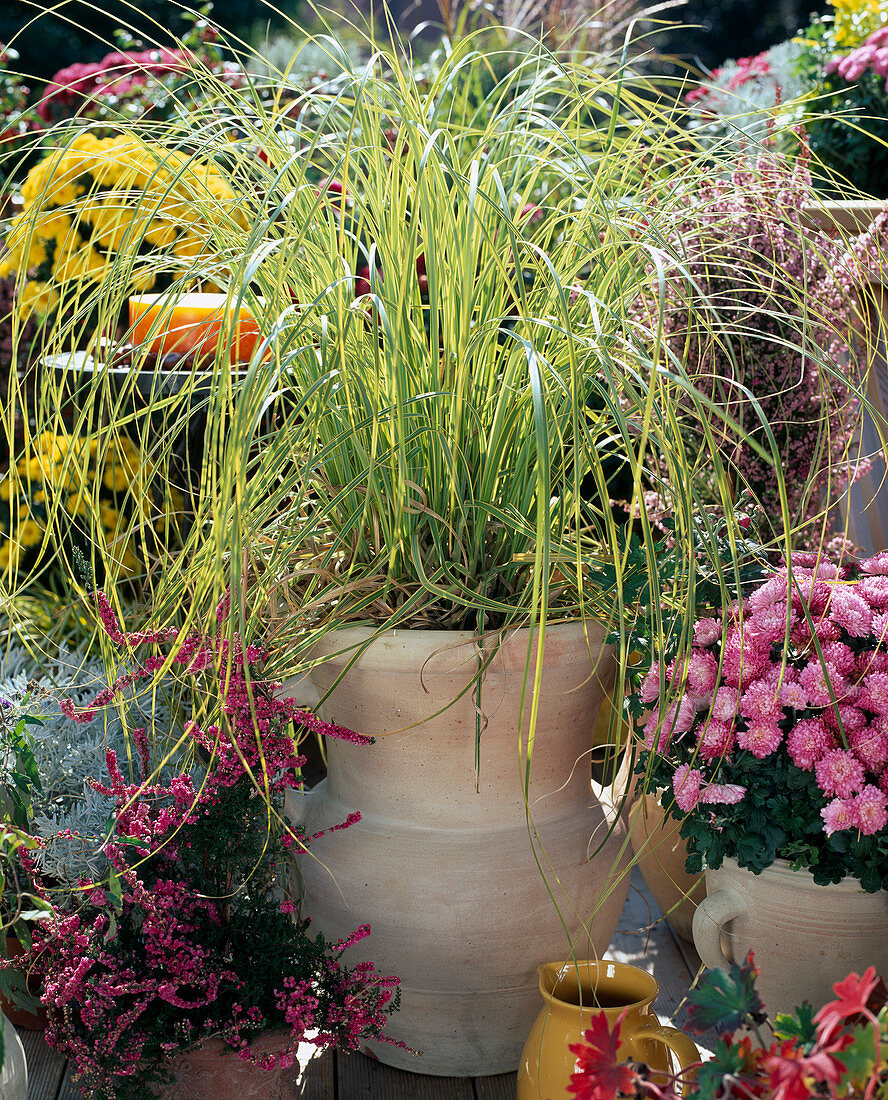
[[147, 1032, 298, 1099], [628, 794, 705, 943], [693, 858, 888, 1019], [285, 622, 631, 1076]]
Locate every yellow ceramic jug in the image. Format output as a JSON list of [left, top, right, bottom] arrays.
[[517, 959, 699, 1099]]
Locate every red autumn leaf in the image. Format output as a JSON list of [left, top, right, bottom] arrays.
[[814, 967, 882, 1042], [567, 1012, 636, 1100], [762, 1039, 845, 1100]]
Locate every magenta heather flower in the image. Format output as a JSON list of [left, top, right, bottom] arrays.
[[815, 749, 866, 798]]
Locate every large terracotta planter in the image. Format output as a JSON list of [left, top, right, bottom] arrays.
[[693, 858, 888, 1018], [285, 621, 631, 1076], [628, 794, 704, 943]]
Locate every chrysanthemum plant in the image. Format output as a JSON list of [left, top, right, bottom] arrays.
[[0, 4, 881, 915]]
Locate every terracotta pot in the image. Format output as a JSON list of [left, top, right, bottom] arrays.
[[148, 1032, 298, 1099], [285, 621, 631, 1076], [517, 959, 699, 1099], [628, 794, 705, 943], [693, 858, 888, 1018]]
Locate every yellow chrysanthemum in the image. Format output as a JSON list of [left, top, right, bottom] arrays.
[[16, 519, 44, 548], [100, 503, 121, 531], [102, 452, 137, 492], [0, 480, 12, 501], [17, 281, 60, 320], [118, 545, 141, 576], [66, 492, 88, 517]]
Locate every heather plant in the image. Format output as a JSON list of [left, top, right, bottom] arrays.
[[567, 952, 888, 1100], [633, 146, 877, 550], [11, 589, 400, 1099], [635, 550, 888, 892]]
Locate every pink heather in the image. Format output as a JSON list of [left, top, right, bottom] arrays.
[[815, 748, 866, 798]]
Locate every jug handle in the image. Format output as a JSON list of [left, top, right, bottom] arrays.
[[692, 886, 745, 971], [633, 1024, 700, 1094]]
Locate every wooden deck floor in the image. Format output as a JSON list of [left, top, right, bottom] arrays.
[[20, 869, 705, 1099]]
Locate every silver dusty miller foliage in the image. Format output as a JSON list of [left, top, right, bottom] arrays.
[[0, 644, 176, 891]]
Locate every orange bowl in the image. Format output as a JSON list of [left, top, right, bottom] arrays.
[[129, 293, 264, 364]]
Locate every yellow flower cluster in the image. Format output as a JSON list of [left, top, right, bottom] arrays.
[[830, 0, 888, 47], [0, 430, 185, 576], [0, 132, 247, 320]]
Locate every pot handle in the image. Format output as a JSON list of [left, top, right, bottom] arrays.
[[692, 886, 745, 971], [632, 1024, 700, 1094], [279, 674, 321, 711]]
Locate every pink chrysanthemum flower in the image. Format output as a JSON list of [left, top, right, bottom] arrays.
[[812, 617, 844, 644], [639, 664, 664, 705], [737, 719, 783, 758], [672, 764, 703, 812], [821, 796, 857, 836], [871, 614, 888, 646], [858, 575, 888, 609], [700, 781, 746, 805], [857, 649, 888, 677], [789, 577, 832, 616], [693, 617, 723, 646], [697, 720, 736, 761], [857, 671, 888, 715], [786, 718, 835, 770], [860, 551, 888, 575], [827, 587, 873, 637], [747, 575, 786, 611], [686, 648, 719, 697], [643, 695, 695, 750], [746, 606, 795, 646], [740, 680, 783, 722], [778, 676, 808, 710], [815, 748, 866, 798], [851, 784, 888, 836], [799, 660, 847, 708], [850, 725, 888, 772], [819, 641, 857, 678], [710, 686, 740, 722]]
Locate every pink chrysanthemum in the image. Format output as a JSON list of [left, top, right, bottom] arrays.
[[710, 686, 740, 722], [640, 664, 664, 706], [700, 781, 746, 805], [857, 671, 888, 715], [685, 649, 719, 697], [746, 607, 795, 646], [860, 551, 888, 575], [851, 784, 888, 836], [693, 617, 723, 646], [643, 695, 695, 751], [821, 796, 857, 836], [747, 575, 786, 611], [737, 719, 783, 758], [819, 641, 857, 678], [720, 634, 769, 691], [850, 725, 888, 772], [799, 661, 847, 708], [697, 720, 736, 761], [857, 650, 888, 677], [871, 614, 888, 646], [778, 677, 808, 710], [815, 748, 866, 798], [786, 718, 835, 770], [740, 680, 783, 722], [858, 575, 888, 609], [827, 587, 873, 637], [788, 577, 832, 616], [672, 764, 703, 812]]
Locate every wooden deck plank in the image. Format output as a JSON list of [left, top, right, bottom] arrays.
[[337, 1050, 476, 1098], [473, 1073, 518, 1098], [290, 1043, 335, 1097], [54, 1063, 82, 1100], [22, 1029, 65, 1100]]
